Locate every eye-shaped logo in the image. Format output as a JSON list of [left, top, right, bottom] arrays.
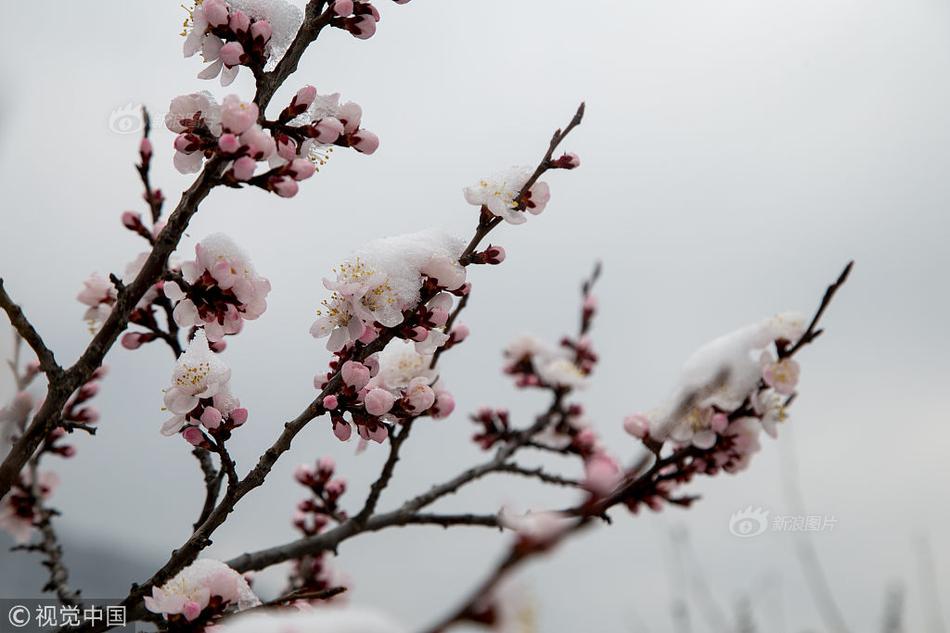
[[108, 102, 143, 135], [729, 506, 770, 538]]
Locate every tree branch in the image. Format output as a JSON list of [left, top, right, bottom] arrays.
[[0, 280, 63, 378]]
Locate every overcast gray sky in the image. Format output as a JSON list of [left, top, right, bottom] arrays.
[[1, 1, 948, 631]]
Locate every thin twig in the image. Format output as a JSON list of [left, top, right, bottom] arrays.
[[0, 281, 63, 378]]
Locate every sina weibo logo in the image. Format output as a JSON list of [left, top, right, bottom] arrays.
[[108, 102, 144, 135], [728, 507, 770, 538]]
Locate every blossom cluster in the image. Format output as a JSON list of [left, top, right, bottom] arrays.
[[288, 457, 350, 603], [463, 151, 578, 227], [165, 87, 378, 196], [144, 558, 259, 625], [161, 330, 248, 442], [317, 341, 455, 444], [163, 233, 271, 343], [183, 0, 304, 85], [503, 334, 592, 390], [310, 229, 467, 353], [618, 313, 807, 512]]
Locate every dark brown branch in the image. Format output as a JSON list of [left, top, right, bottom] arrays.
[[495, 463, 584, 488], [0, 280, 63, 379], [354, 420, 414, 524], [783, 260, 853, 358], [458, 103, 586, 266], [192, 448, 222, 532], [0, 156, 226, 502], [254, 1, 333, 113]]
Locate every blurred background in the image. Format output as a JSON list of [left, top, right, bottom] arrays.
[[0, 0, 948, 631]]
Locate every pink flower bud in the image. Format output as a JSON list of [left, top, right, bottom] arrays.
[[525, 181, 550, 215], [623, 413, 650, 439], [334, 0, 354, 15], [404, 377, 435, 413], [182, 600, 203, 622], [322, 395, 339, 410], [219, 41, 245, 67], [349, 14, 377, 39], [121, 332, 145, 350], [409, 326, 429, 342], [250, 19, 272, 43], [221, 96, 259, 135], [294, 464, 314, 485], [341, 361, 371, 390], [317, 456, 335, 476], [203, 0, 230, 27], [351, 130, 379, 154], [231, 156, 257, 181], [710, 412, 729, 433], [432, 391, 455, 419], [231, 408, 249, 425], [365, 388, 396, 416], [273, 177, 299, 198], [295, 85, 318, 108], [121, 211, 141, 229], [485, 245, 506, 264], [450, 323, 470, 343], [139, 138, 153, 158], [314, 117, 344, 143], [289, 158, 316, 180], [584, 452, 622, 496], [218, 133, 240, 153], [325, 478, 346, 497], [339, 102, 363, 134], [200, 406, 223, 429], [228, 10, 251, 34], [333, 419, 352, 441], [429, 307, 449, 326], [183, 426, 205, 446]]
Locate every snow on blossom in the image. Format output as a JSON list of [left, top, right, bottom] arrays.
[[503, 334, 588, 390], [366, 341, 452, 419], [646, 312, 806, 446], [0, 471, 58, 545], [214, 607, 406, 633], [144, 559, 259, 622], [161, 330, 241, 436], [310, 229, 465, 352], [183, 0, 303, 85], [463, 166, 550, 225], [164, 233, 271, 343], [498, 506, 573, 547]]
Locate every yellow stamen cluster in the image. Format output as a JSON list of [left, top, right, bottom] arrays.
[[175, 362, 211, 388]]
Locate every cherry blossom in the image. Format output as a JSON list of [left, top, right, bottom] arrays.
[[182, 0, 304, 85], [311, 230, 465, 352], [164, 233, 271, 343], [144, 558, 259, 622], [464, 166, 551, 225], [161, 330, 246, 437]]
